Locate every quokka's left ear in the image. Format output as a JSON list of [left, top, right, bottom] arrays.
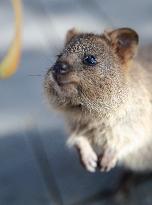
[[65, 28, 79, 44], [107, 28, 139, 63]]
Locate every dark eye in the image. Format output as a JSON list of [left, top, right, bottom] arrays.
[[83, 55, 97, 66]]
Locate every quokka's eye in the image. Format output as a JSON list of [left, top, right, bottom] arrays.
[[83, 55, 97, 66]]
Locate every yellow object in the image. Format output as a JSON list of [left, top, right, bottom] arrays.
[[0, 0, 22, 79]]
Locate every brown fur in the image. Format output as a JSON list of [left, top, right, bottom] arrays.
[[44, 27, 152, 172]]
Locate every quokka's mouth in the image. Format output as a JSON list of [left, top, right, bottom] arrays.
[[58, 80, 78, 86], [53, 71, 80, 87]]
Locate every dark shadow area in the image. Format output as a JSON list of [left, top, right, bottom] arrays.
[[0, 128, 152, 205]]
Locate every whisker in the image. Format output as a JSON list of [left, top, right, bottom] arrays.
[[28, 74, 42, 77]]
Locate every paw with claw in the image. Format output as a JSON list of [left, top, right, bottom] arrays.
[[99, 148, 117, 172], [77, 146, 98, 172]]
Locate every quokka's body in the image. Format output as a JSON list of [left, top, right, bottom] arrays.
[[44, 27, 152, 172]]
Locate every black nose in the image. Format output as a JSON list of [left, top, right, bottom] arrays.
[[52, 62, 69, 75]]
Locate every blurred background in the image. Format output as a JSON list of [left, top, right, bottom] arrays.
[[0, 0, 152, 204]]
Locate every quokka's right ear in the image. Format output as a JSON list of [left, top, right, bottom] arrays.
[[65, 28, 79, 44]]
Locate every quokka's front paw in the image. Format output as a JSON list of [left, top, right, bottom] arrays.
[[99, 148, 117, 172], [77, 147, 98, 172]]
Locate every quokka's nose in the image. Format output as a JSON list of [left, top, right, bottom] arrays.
[[52, 62, 69, 75]]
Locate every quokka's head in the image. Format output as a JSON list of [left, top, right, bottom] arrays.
[[44, 27, 139, 118]]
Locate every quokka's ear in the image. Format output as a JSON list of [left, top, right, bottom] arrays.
[[107, 28, 139, 63], [65, 28, 79, 44]]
